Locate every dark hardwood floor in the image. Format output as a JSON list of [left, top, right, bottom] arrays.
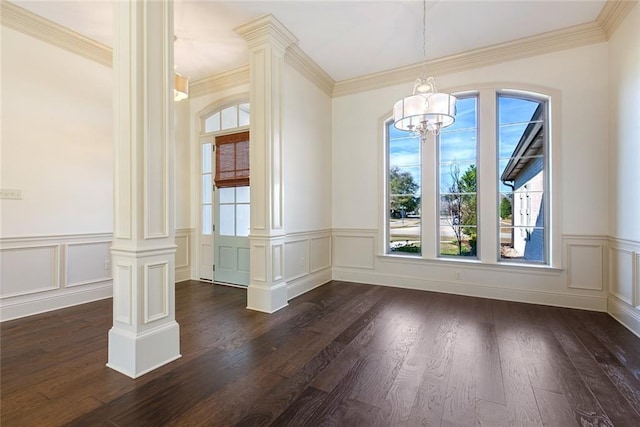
[[2, 280, 640, 426]]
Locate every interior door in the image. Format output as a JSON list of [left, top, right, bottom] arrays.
[[214, 186, 250, 285]]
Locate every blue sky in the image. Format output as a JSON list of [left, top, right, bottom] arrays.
[[389, 95, 541, 195]]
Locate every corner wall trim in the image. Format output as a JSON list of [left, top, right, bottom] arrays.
[[608, 294, 640, 338]]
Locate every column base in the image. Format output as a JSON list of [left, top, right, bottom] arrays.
[[107, 321, 181, 379], [246, 281, 289, 313]]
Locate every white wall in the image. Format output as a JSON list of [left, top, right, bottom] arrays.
[[331, 42, 611, 312], [283, 64, 332, 233], [0, 27, 114, 319], [607, 4, 640, 336], [174, 100, 192, 230], [282, 63, 333, 298], [0, 26, 194, 319], [609, 4, 640, 243], [1, 27, 113, 237]]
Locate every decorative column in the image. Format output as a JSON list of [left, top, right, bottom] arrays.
[[235, 16, 297, 313], [107, 0, 180, 378]]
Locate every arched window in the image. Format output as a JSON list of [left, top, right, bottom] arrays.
[[385, 87, 556, 267]]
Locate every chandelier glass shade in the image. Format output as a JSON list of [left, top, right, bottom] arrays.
[[174, 73, 189, 101], [393, 82, 457, 137]]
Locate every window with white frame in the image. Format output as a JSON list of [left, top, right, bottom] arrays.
[[385, 88, 551, 266], [498, 94, 547, 263], [438, 96, 478, 258], [201, 101, 251, 238]]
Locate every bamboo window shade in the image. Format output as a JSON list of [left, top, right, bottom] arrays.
[[215, 131, 249, 188]]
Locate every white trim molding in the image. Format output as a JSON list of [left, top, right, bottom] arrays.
[[284, 229, 332, 300], [175, 228, 194, 282], [607, 237, 640, 336], [285, 44, 334, 97], [331, 229, 610, 312], [5, 0, 635, 100], [608, 294, 640, 338], [0, 230, 195, 321], [597, 0, 639, 39], [0, 233, 115, 321], [190, 66, 250, 98], [0, 1, 111, 66]]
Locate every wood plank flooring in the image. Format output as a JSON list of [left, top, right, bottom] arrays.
[[2, 280, 640, 426]]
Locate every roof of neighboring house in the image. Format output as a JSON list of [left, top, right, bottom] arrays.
[[500, 104, 545, 182]]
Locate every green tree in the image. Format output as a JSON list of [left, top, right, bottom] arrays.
[[500, 194, 512, 219], [444, 165, 477, 255], [389, 167, 419, 217]]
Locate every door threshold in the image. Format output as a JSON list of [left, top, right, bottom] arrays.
[[213, 281, 248, 290]]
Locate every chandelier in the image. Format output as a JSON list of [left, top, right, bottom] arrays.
[[173, 35, 189, 102], [393, 0, 456, 141], [174, 72, 189, 101]]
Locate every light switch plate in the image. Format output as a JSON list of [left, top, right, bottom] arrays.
[[0, 189, 22, 200]]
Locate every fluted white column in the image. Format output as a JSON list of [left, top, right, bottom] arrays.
[[235, 16, 297, 313], [107, 0, 180, 378]]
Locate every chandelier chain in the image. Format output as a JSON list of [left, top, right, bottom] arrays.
[[422, 0, 427, 78]]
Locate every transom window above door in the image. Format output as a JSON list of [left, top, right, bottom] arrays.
[[204, 103, 250, 133]]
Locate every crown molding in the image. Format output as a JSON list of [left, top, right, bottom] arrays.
[[0, 0, 111, 67], [189, 65, 250, 98], [191, 44, 334, 98], [285, 45, 335, 97], [234, 13, 297, 51], [2, 0, 633, 100], [333, 21, 606, 97], [597, 0, 638, 39]]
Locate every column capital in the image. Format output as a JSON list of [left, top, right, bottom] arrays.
[[234, 14, 298, 52]]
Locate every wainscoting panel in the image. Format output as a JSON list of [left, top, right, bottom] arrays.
[[114, 263, 132, 324], [567, 242, 604, 291], [175, 228, 194, 283], [144, 262, 169, 323], [0, 244, 59, 298], [333, 231, 375, 270], [634, 252, 640, 309], [66, 241, 112, 287], [285, 230, 332, 300], [607, 238, 640, 337], [272, 243, 284, 282], [332, 229, 610, 312], [310, 236, 331, 273], [610, 246, 634, 305], [251, 243, 267, 283], [0, 233, 113, 321], [284, 239, 309, 281]]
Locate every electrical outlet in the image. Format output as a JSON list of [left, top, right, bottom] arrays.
[[0, 189, 22, 200], [104, 260, 111, 270], [455, 270, 462, 280]]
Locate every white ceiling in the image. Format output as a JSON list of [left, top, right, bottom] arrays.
[[14, 0, 607, 82]]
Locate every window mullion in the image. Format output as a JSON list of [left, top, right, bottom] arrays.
[[422, 132, 438, 259], [478, 89, 498, 263]]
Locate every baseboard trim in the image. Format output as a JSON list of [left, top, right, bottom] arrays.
[[0, 282, 113, 322], [287, 268, 332, 301], [175, 269, 191, 283], [608, 295, 640, 338], [332, 268, 607, 312]]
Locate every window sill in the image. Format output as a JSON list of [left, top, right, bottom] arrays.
[[378, 253, 564, 275]]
